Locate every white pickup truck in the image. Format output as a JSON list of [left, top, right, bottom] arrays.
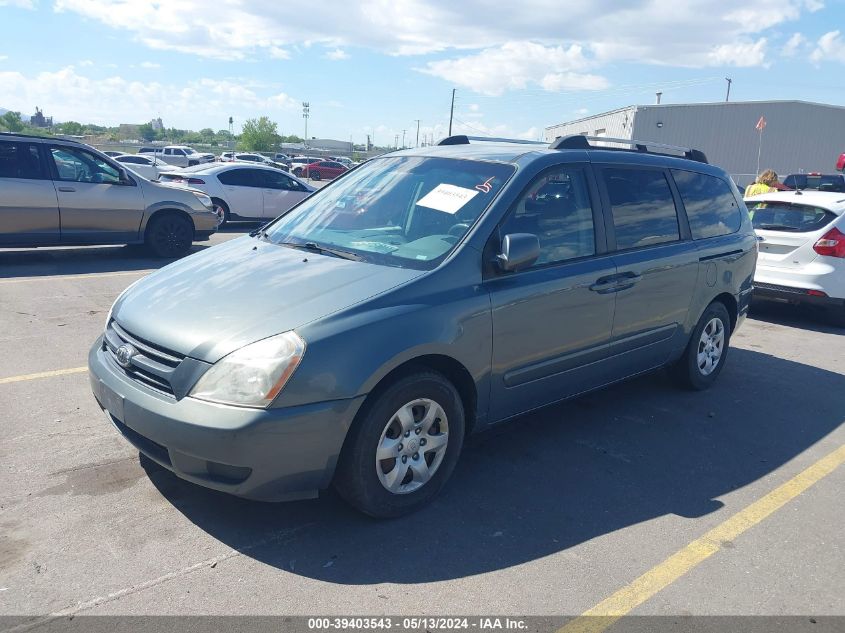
[[138, 145, 215, 168]]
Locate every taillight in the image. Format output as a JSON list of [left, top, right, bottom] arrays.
[[813, 226, 845, 258], [186, 178, 205, 184]]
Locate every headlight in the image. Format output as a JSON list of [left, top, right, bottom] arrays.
[[189, 331, 305, 407], [192, 191, 214, 210]]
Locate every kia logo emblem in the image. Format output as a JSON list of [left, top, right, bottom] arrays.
[[115, 344, 137, 369]]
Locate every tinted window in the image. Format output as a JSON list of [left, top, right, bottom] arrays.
[[749, 202, 837, 233], [672, 170, 742, 240], [259, 170, 300, 190], [118, 156, 148, 165], [603, 168, 679, 250], [499, 166, 595, 267], [0, 141, 45, 180], [50, 146, 121, 184], [217, 168, 257, 187], [175, 149, 186, 156]]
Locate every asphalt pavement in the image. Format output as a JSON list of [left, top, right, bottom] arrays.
[[1, 229, 843, 626]]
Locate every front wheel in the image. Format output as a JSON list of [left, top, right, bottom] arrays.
[[310, 170, 321, 181], [671, 301, 731, 390], [144, 213, 194, 258], [334, 371, 465, 518], [211, 198, 230, 227]]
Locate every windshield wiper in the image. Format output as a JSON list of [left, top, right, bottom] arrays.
[[756, 224, 800, 232], [279, 241, 363, 261]]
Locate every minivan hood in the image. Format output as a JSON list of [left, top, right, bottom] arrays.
[[112, 236, 423, 363]]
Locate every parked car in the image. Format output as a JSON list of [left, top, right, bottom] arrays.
[[139, 145, 213, 168], [782, 173, 845, 193], [103, 150, 124, 157], [301, 160, 348, 180], [89, 134, 756, 517], [219, 152, 289, 171], [113, 153, 179, 181], [289, 156, 322, 176], [836, 153, 845, 172], [158, 163, 314, 224], [749, 190, 845, 324], [0, 133, 220, 257]]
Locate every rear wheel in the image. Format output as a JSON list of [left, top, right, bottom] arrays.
[[211, 198, 230, 227], [334, 370, 465, 518], [310, 170, 321, 181], [293, 167, 303, 177], [671, 301, 731, 390], [144, 213, 194, 258]]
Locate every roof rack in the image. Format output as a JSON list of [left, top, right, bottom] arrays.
[[437, 134, 547, 146], [550, 135, 708, 164]]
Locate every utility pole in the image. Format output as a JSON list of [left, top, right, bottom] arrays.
[[302, 102, 310, 144], [725, 77, 732, 102], [402, 129, 406, 148], [394, 134, 399, 149], [414, 119, 420, 147], [448, 88, 456, 136]]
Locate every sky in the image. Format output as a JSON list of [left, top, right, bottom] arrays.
[[1, 0, 844, 146]]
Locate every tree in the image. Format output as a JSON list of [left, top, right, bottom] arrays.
[[138, 123, 156, 141], [0, 111, 25, 133], [59, 121, 84, 136], [239, 116, 279, 151]]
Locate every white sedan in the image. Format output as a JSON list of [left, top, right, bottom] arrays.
[[114, 154, 179, 180], [158, 163, 315, 224], [749, 190, 845, 325]]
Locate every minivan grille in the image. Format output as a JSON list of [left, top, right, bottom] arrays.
[[103, 320, 185, 397]]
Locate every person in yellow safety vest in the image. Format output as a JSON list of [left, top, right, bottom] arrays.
[[744, 170, 779, 198]]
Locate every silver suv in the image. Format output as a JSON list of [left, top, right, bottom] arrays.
[[0, 133, 221, 257]]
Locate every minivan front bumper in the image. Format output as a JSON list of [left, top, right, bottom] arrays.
[[88, 337, 365, 502]]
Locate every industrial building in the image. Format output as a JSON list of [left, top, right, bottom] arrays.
[[545, 100, 845, 187]]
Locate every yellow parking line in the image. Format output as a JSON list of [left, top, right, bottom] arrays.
[[0, 270, 152, 284], [559, 443, 845, 633], [0, 366, 88, 385]]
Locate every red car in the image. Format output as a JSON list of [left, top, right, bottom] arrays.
[[836, 152, 845, 172], [302, 160, 348, 181]]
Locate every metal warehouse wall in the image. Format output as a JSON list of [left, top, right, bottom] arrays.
[[630, 101, 845, 186], [545, 106, 636, 142]]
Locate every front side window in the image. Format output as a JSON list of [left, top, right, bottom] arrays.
[[263, 156, 515, 269], [498, 166, 595, 268], [672, 170, 742, 240], [259, 170, 301, 191], [50, 146, 121, 184], [603, 168, 680, 250], [0, 141, 45, 180]]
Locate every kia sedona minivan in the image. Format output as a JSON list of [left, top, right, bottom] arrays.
[[89, 135, 757, 517]]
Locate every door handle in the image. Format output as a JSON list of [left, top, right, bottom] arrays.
[[57, 186, 76, 192], [589, 276, 620, 293]]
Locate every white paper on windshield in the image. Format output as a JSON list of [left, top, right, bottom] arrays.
[[416, 184, 479, 214]]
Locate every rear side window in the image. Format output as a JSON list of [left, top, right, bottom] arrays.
[[499, 166, 595, 267], [218, 168, 257, 187], [603, 168, 680, 250], [672, 170, 742, 240], [749, 202, 837, 233], [0, 141, 45, 180]]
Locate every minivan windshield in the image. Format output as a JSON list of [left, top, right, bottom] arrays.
[[262, 156, 515, 269]]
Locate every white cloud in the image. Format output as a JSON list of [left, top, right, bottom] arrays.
[[139, 61, 160, 68], [810, 30, 845, 62], [78, 59, 94, 67], [707, 38, 768, 67], [782, 32, 805, 56], [0, 66, 300, 128], [422, 42, 608, 95], [51, 0, 813, 71], [324, 48, 349, 61]]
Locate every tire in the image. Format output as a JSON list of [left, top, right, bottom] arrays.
[[334, 370, 465, 518], [144, 213, 194, 258], [671, 301, 732, 390], [293, 168, 303, 177], [310, 170, 321, 181], [211, 198, 230, 227]]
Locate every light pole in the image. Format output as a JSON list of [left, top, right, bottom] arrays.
[[302, 102, 310, 145], [402, 129, 406, 148], [414, 119, 420, 147], [725, 77, 732, 102]]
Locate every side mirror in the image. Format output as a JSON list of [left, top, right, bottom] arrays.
[[119, 168, 135, 186], [496, 233, 540, 272]]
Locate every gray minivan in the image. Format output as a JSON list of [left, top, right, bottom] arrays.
[[88, 135, 757, 517]]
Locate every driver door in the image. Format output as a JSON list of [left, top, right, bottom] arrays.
[[48, 146, 145, 244], [258, 170, 311, 219]]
